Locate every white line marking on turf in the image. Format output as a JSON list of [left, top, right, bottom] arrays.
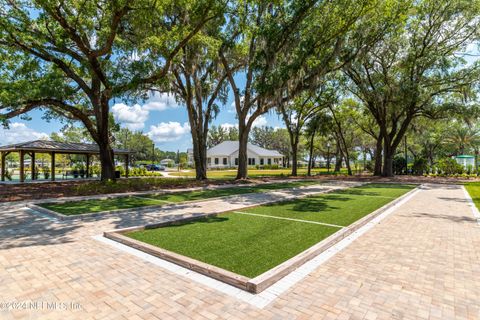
[[233, 211, 345, 228], [462, 186, 480, 226], [93, 186, 421, 309]]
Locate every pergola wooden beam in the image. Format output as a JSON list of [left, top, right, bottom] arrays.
[[19, 150, 25, 183]]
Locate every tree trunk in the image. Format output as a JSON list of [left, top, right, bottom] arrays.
[[98, 140, 116, 180], [344, 151, 352, 175], [236, 123, 250, 180], [373, 137, 383, 176], [96, 99, 116, 181], [307, 133, 315, 176], [334, 147, 342, 172], [382, 150, 394, 177], [192, 131, 208, 180], [291, 141, 298, 176], [382, 134, 395, 177]]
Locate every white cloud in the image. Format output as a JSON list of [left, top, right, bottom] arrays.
[[0, 122, 49, 145], [112, 93, 181, 130], [143, 92, 179, 111], [220, 123, 238, 130], [111, 103, 149, 130], [147, 122, 191, 143], [252, 116, 268, 127]]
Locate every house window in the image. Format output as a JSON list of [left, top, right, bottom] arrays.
[[214, 158, 219, 165], [235, 158, 238, 165], [223, 158, 227, 165], [268, 158, 272, 165], [207, 158, 211, 165], [260, 158, 264, 165], [248, 158, 256, 165]]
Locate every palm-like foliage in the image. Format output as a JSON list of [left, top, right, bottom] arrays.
[[444, 125, 480, 155]]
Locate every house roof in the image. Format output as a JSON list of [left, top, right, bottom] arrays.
[[207, 141, 283, 157], [456, 155, 475, 159], [0, 140, 132, 155]]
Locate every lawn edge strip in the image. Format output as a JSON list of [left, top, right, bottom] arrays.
[[29, 181, 329, 219], [232, 211, 345, 228], [104, 184, 420, 294], [27, 201, 167, 220], [462, 186, 480, 226]]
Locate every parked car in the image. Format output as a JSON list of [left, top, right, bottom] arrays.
[[146, 164, 161, 171]]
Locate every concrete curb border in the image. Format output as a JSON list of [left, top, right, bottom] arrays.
[[104, 184, 421, 294]]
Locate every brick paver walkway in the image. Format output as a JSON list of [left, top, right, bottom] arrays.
[[1, 183, 479, 319]]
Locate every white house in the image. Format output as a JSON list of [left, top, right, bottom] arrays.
[[206, 141, 284, 168]]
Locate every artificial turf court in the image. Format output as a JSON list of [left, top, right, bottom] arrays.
[[125, 183, 415, 278], [37, 180, 320, 215]]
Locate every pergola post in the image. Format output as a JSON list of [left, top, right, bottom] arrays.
[[86, 154, 90, 178], [125, 154, 129, 178], [51, 152, 56, 181], [31, 152, 36, 180], [1, 152, 5, 181], [19, 150, 25, 183]]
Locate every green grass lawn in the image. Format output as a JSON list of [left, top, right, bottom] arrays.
[[126, 213, 340, 278], [465, 182, 480, 209], [38, 180, 319, 215], [39, 197, 162, 216], [169, 168, 348, 179], [125, 183, 415, 277], [239, 183, 415, 227]]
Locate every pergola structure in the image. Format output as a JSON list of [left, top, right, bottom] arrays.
[[0, 140, 133, 182]]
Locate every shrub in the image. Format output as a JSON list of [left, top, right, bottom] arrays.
[[115, 165, 125, 177], [34, 166, 40, 180], [412, 158, 428, 175], [466, 164, 474, 175], [91, 165, 101, 177], [42, 166, 50, 180], [437, 158, 464, 175]]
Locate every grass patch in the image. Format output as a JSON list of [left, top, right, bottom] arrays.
[[38, 180, 319, 215], [126, 213, 340, 278], [465, 182, 480, 210], [240, 183, 415, 227], [125, 183, 415, 277], [39, 197, 163, 216]]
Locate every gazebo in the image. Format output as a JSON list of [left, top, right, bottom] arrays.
[[0, 140, 133, 182]]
